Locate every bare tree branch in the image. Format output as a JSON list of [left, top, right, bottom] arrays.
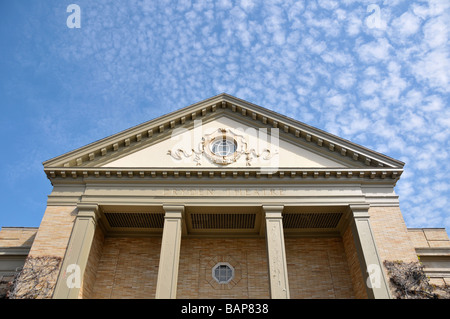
[[6, 256, 61, 299], [384, 260, 450, 299]]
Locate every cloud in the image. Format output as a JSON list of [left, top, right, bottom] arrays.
[[335, 71, 356, 90], [216, 0, 232, 10], [412, 49, 449, 92], [346, 13, 363, 36], [423, 15, 448, 49], [240, 0, 256, 12], [356, 37, 392, 63], [2, 0, 449, 235], [391, 11, 422, 37], [412, 0, 450, 19]]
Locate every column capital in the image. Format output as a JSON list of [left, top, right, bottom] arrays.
[[263, 206, 284, 220], [349, 203, 370, 211], [349, 203, 370, 219], [163, 205, 185, 219], [76, 203, 100, 221], [262, 205, 284, 213], [163, 205, 185, 213]]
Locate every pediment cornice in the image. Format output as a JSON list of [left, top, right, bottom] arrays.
[[43, 93, 404, 172], [44, 167, 402, 186]]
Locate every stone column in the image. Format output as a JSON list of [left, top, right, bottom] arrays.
[[155, 205, 184, 299], [53, 203, 99, 299], [263, 205, 290, 299], [350, 204, 391, 299]]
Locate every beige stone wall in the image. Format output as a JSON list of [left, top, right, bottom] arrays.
[[91, 236, 161, 299], [28, 206, 77, 258], [368, 206, 421, 297], [0, 227, 39, 298], [341, 226, 368, 299], [176, 238, 270, 299], [178, 237, 358, 299], [0, 227, 38, 248], [285, 237, 356, 299], [408, 228, 450, 248], [78, 225, 105, 299], [12, 206, 78, 298], [88, 236, 361, 299], [408, 228, 450, 288], [368, 207, 418, 263]]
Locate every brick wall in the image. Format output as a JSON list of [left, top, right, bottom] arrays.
[[408, 228, 450, 248], [28, 206, 77, 259], [341, 225, 368, 299], [368, 207, 418, 263], [78, 225, 105, 299], [368, 206, 420, 297], [16, 206, 77, 297], [285, 237, 356, 299], [0, 228, 38, 298], [176, 238, 270, 299], [407, 228, 450, 287], [0, 227, 38, 248], [28, 206, 418, 299], [91, 236, 161, 299], [89, 236, 360, 299]]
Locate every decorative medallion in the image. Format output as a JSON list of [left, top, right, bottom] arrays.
[[203, 128, 241, 165], [167, 128, 277, 166]]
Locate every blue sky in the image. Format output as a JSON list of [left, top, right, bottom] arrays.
[[0, 0, 448, 236]]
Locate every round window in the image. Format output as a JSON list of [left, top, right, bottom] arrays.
[[210, 137, 237, 157], [212, 262, 234, 284]]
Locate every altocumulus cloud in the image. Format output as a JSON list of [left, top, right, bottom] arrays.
[[0, 0, 448, 234]]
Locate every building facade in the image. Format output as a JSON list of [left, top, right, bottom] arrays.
[[0, 227, 38, 298], [3, 94, 449, 299]]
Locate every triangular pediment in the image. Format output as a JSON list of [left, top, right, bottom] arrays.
[[43, 94, 404, 180], [102, 115, 347, 169]]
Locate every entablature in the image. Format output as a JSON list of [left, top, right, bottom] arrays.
[[45, 167, 402, 185]]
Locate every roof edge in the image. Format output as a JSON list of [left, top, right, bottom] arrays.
[[43, 93, 405, 169]]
